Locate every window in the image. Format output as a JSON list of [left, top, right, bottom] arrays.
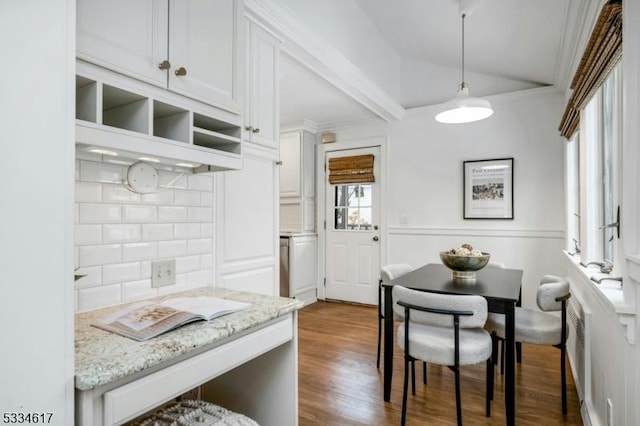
[[333, 184, 372, 230], [571, 62, 622, 270]]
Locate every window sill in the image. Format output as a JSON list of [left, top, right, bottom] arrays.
[[564, 250, 636, 344]]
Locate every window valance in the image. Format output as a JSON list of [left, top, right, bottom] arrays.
[[559, 0, 622, 139], [328, 154, 375, 184]]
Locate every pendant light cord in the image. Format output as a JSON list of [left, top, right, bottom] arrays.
[[461, 13, 466, 87]]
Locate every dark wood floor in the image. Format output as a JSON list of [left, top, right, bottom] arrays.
[[298, 301, 583, 426]]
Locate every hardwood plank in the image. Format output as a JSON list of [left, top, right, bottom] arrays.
[[298, 301, 582, 425]]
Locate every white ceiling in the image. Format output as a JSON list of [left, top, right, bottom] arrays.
[[279, 0, 582, 128]]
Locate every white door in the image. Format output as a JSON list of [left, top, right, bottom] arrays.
[[325, 147, 380, 305]]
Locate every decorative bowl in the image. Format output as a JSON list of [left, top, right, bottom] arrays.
[[439, 251, 491, 280]]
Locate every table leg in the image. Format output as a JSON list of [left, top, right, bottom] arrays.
[[383, 285, 394, 401], [504, 302, 516, 426]]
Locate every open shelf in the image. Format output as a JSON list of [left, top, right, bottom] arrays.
[[76, 76, 97, 123], [153, 100, 189, 143], [193, 127, 242, 154], [102, 84, 149, 134], [75, 65, 243, 172]]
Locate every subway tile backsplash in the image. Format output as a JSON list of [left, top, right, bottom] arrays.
[[74, 158, 214, 312]]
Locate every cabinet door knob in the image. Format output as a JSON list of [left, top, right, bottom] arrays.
[[252, 127, 260, 133], [158, 60, 171, 70], [372, 236, 379, 242], [174, 67, 187, 76], [245, 126, 253, 131], [275, 160, 283, 165]]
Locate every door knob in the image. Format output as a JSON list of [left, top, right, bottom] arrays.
[[252, 127, 260, 133], [158, 60, 171, 70], [373, 236, 379, 242], [174, 67, 187, 76]]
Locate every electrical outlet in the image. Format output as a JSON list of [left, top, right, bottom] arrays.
[[151, 259, 176, 288]]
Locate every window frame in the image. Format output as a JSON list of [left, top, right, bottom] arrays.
[[571, 62, 623, 273]]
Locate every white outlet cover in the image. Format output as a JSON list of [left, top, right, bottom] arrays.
[[151, 259, 176, 288], [127, 161, 159, 194]]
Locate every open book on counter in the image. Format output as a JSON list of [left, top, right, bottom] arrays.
[[92, 296, 252, 341]]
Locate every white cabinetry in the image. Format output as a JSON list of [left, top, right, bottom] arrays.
[[243, 19, 280, 148], [279, 131, 316, 233], [77, 0, 243, 112], [217, 146, 280, 295], [75, 62, 242, 171], [284, 234, 318, 305]]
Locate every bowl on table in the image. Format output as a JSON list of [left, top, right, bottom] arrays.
[[439, 251, 491, 280]]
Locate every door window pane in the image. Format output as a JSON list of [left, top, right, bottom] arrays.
[[333, 184, 373, 230]]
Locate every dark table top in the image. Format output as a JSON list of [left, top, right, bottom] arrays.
[[385, 263, 523, 303]]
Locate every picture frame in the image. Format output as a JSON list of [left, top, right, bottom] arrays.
[[463, 158, 514, 219]]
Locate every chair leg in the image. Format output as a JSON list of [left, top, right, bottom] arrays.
[[376, 314, 382, 369], [454, 366, 462, 426], [401, 355, 409, 426], [516, 341, 522, 364], [423, 361, 427, 385], [411, 359, 416, 395], [500, 339, 505, 375], [561, 344, 567, 414], [486, 358, 494, 416], [491, 332, 499, 366]]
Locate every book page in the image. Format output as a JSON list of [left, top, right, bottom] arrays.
[[161, 296, 251, 320], [115, 303, 182, 331]]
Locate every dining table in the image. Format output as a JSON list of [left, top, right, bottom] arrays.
[[382, 263, 523, 426]]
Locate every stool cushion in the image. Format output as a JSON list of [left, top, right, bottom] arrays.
[[132, 399, 260, 426], [398, 322, 492, 366]]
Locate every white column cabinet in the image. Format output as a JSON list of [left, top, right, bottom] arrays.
[[279, 131, 316, 233], [217, 146, 280, 296], [244, 19, 280, 149], [77, 0, 243, 112]]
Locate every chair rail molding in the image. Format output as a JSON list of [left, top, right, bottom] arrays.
[[388, 226, 564, 240], [245, 0, 405, 123]]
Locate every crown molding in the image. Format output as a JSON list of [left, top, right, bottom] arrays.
[[280, 118, 319, 134], [245, 0, 405, 123]]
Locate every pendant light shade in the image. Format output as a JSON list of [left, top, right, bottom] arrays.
[[435, 12, 493, 124]]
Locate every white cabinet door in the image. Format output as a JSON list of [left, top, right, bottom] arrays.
[[279, 132, 301, 197], [77, 0, 242, 111], [245, 20, 280, 148], [169, 0, 243, 112], [77, 0, 169, 88]]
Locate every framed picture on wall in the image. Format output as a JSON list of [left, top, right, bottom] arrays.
[[463, 158, 514, 219]]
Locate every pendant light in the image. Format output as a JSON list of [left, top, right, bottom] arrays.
[[435, 11, 493, 124]]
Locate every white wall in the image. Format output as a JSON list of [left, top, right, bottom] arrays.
[[383, 87, 567, 308], [0, 1, 75, 422], [74, 154, 215, 311]]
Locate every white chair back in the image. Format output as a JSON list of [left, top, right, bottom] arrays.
[[381, 263, 413, 283], [392, 285, 488, 328], [536, 280, 570, 312]]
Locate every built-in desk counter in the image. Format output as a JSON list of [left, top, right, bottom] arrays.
[[75, 288, 303, 426]]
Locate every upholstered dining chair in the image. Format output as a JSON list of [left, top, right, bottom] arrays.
[[392, 285, 493, 426], [485, 275, 571, 414], [377, 263, 414, 369]]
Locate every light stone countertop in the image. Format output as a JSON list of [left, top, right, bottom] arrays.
[[75, 287, 303, 391]]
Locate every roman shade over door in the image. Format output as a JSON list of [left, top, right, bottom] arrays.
[[327, 154, 375, 184], [558, 0, 622, 139]]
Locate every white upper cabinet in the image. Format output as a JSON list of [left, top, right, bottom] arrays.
[[279, 132, 302, 198], [77, 0, 243, 113], [244, 19, 280, 149]]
